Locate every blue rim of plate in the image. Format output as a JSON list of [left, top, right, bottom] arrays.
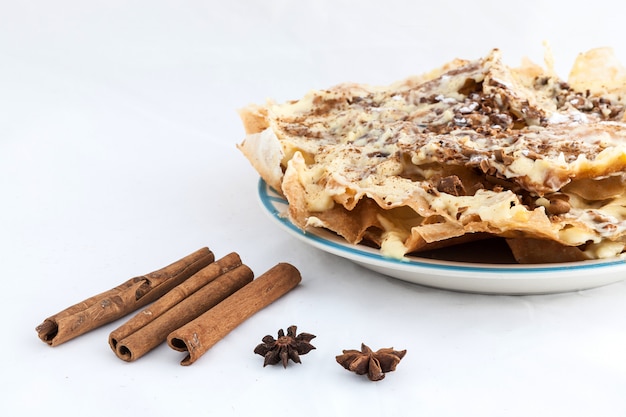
[[257, 178, 626, 274]]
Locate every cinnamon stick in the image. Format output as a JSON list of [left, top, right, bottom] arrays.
[[167, 262, 301, 365], [36, 247, 215, 346], [112, 263, 253, 361]]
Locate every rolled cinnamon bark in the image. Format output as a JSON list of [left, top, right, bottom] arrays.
[[36, 247, 215, 346], [109, 252, 243, 353], [113, 264, 253, 361], [167, 262, 301, 366]]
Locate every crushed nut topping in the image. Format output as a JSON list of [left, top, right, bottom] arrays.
[[254, 325, 316, 368], [437, 175, 466, 196], [335, 343, 407, 381]]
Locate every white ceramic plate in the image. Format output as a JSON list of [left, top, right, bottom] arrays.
[[258, 179, 626, 294]]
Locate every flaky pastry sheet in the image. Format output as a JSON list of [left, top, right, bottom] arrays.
[[239, 48, 626, 263]]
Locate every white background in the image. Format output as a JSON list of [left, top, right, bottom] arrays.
[[2, 1, 626, 416]]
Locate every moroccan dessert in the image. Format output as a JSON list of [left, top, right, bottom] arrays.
[[238, 48, 626, 263]]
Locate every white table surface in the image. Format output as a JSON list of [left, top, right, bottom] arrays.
[[2, 1, 626, 416]]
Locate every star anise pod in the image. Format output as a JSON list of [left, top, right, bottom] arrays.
[[336, 343, 407, 381], [254, 325, 316, 368]]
